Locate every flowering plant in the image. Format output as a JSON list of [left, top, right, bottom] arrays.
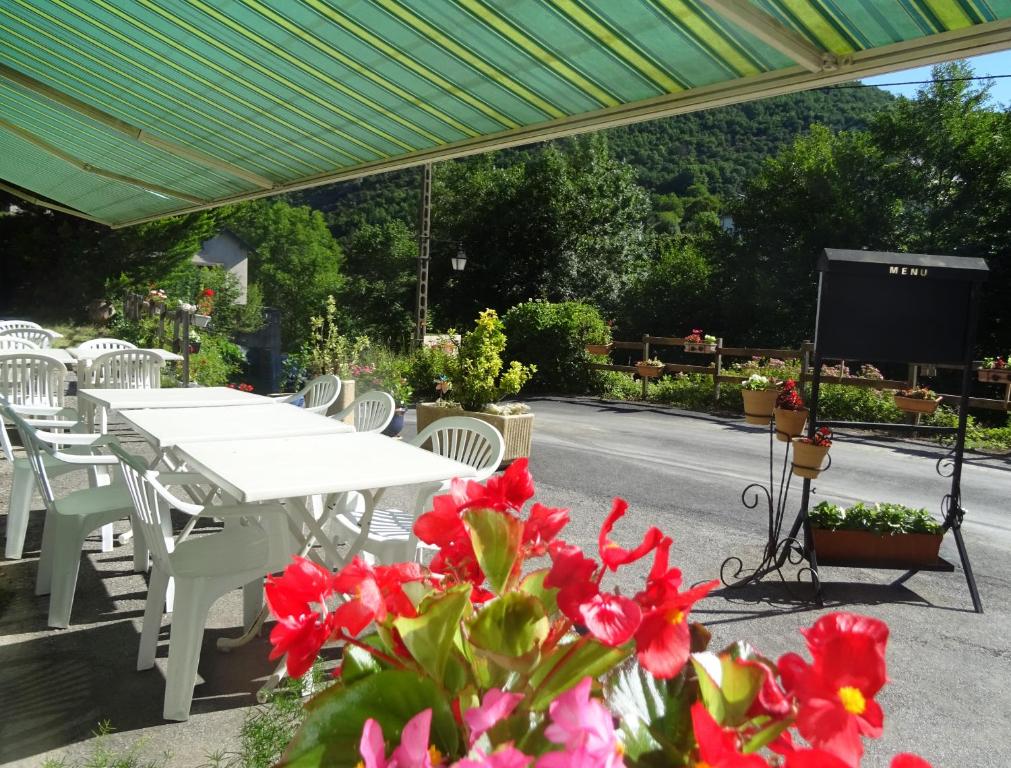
[[197, 287, 215, 316], [264, 462, 933, 768], [775, 379, 805, 411], [896, 386, 936, 400], [635, 357, 664, 367], [226, 382, 254, 392], [981, 356, 1007, 369], [147, 287, 167, 303], [797, 426, 832, 447], [741, 374, 777, 391], [684, 328, 716, 344]]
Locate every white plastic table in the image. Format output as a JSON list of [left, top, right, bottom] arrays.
[[120, 403, 353, 454], [39, 349, 75, 367], [69, 347, 184, 364], [79, 386, 274, 432]]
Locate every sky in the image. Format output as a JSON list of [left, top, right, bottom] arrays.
[[861, 50, 1011, 107]]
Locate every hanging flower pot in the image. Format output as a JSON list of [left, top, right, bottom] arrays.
[[585, 342, 613, 356], [894, 387, 942, 414], [192, 313, 211, 328], [740, 375, 779, 425], [774, 407, 808, 441], [791, 427, 832, 479], [682, 328, 717, 354], [635, 361, 664, 379]]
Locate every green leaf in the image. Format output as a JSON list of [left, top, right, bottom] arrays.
[[519, 568, 558, 617], [743, 717, 792, 754], [468, 592, 549, 671], [340, 638, 384, 685], [691, 644, 766, 727], [529, 639, 631, 711], [281, 670, 458, 768], [463, 508, 524, 594], [393, 586, 471, 685]]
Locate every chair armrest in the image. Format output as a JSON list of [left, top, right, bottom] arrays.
[[49, 451, 119, 466]]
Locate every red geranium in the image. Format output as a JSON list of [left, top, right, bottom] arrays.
[[265, 558, 339, 678], [690, 702, 768, 768], [598, 498, 664, 571], [778, 613, 889, 767], [776, 379, 805, 411]]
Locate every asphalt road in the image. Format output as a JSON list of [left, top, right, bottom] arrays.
[[2, 397, 1008, 767]]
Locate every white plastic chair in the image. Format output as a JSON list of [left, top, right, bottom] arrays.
[[0, 337, 40, 351], [0, 397, 93, 559], [111, 443, 299, 721], [332, 417, 505, 564], [0, 320, 42, 331], [0, 351, 66, 408], [85, 349, 163, 432], [77, 338, 137, 353], [280, 374, 341, 415], [331, 391, 395, 434], [0, 327, 59, 348]]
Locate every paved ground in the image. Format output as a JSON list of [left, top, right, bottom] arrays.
[[1, 397, 1009, 767]]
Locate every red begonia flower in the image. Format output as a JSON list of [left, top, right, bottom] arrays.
[[522, 502, 570, 556], [578, 591, 642, 647], [891, 755, 933, 768], [778, 613, 889, 767], [690, 702, 769, 768], [545, 541, 600, 622], [634, 579, 718, 678], [782, 748, 850, 768], [330, 557, 426, 636], [598, 498, 664, 571], [264, 556, 337, 619], [634, 536, 681, 610], [268, 610, 337, 678], [742, 657, 792, 719]]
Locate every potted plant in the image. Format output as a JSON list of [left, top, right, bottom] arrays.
[[585, 341, 613, 355], [684, 328, 717, 354], [978, 356, 1011, 383], [792, 426, 833, 479], [303, 295, 372, 416], [894, 386, 942, 414], [187, 328, 201, 354], [740, 373, 779, 424], [809, 500, 943, 566], [263, 462, 936, 768], [416, 309, 536, 463], [193, 287, 215, 328], [634, 357, 665, 378], [773, 378, 808, 442], [383, 376, 413, 438]]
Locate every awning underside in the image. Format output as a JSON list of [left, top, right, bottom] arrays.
[[2, 0, 1010, 227]]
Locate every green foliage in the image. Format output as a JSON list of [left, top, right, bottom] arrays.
[[302, 295, 370, 378], [355, 346, 415, 405], [41, 721, 169, 768], [810, 500, 941, 535], [188, 334, 245, 387], [594, 370, 641, 400], [404, 342, 457, 403], [452, 310, 535, 412], [503, 300, 610, 393], [223, 200, 342, 348], [816, 385, 903, 423]]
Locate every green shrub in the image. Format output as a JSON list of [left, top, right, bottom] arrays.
[[188, 334, 245, 387], [647, 373, 716, 411], [503, 300, 610, 393], [816, 385, 903, 423], [405, 342, 457, 402], [594, 370, 640, 400], [454, 309, 534, 411]]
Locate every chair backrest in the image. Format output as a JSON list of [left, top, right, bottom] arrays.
[[77, 338, 137, 353], [412, 416, 505, 481], [110, 443, 202, 575], [0, 337, 39, 351], [0, 328, 57, 348], [0, 402, 58, 509], [0, 320, 42, 331], [87, 349, 163, 389], [0, 352, 66, 409], [298, 374, 341, 415], [341, 391, 395, 433]]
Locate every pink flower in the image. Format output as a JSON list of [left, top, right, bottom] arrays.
[[360, 709, 442, 768], [453, 747, 532, 768], [541, 678, 624, 768], [464, 689, 524, 746]]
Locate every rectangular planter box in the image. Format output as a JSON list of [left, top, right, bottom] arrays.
[[416, 402, 533, 465], [894, 394, 942, 414], [978, 368, 1011, 383], [684, 342, 717, 354], [811, 528, 942, 566]]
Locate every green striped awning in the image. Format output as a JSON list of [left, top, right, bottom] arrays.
[[2, 1, 1010, 227]]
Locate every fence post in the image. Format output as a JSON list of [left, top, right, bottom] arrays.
[[714, 337, 723, 406], [181, 311, 191, 386], [641, 333, 649, 400]]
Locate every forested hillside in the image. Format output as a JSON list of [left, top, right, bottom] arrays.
[[291, 83, 894, 238]]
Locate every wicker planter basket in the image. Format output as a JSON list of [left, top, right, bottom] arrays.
[[978, 368, 1011, 383], [894, 394, 942, 414], [774, 407, 808, 442], [585, 343, 613, 355], [635, 363, 664, 379], [684, 342, 717, 354], [791, 440, 830, 479], [811, 528, 942, 566], [415, 402, 533, 464], [741, 389, 778, 425]]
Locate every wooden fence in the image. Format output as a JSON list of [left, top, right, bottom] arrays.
[[590, 335, 1011, 412], [124, 293, 191, 385]]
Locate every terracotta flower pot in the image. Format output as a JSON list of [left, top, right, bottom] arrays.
[[811, 528, 942, 566], [635, 363, 664, 379], [774, 407, 808, 442], [978, 368, 1011, 383], [791, 439, 830, 479], [894, 394, 942, 414], [585, 343, 613, 355], [741, 388, 778, 425]]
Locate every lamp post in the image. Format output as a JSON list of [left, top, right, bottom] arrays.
[[451, 245, 467, 272]]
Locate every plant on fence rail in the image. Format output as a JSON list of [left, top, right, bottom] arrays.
[[263, 461, 934, 768]]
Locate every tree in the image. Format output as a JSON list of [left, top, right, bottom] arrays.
[[224, 200, 342, 347]]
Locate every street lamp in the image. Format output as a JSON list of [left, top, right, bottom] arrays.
[[451, 245, 467, 272]]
